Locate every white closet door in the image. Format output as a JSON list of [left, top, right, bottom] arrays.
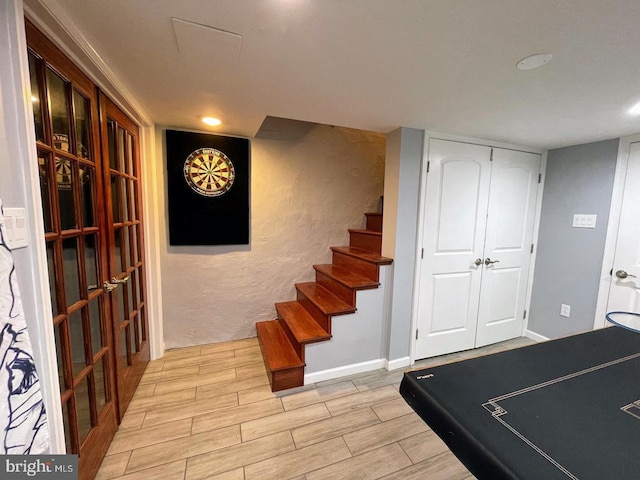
[[475, 148, 541, 347], [415, 139, 492, 359], [607, 142, 640, 315]]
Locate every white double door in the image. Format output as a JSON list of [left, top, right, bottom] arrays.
[[415, 139, 541, 359]]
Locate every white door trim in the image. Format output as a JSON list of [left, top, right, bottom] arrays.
[[594, 134, 640, 329], [409, 133, 546, 364]]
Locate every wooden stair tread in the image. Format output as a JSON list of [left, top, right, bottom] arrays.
[[296, 282, 356, 315], [276, 301, 331, 343], [256, 321, 305, 371], [313, 264, 379, 289], [331, 246, 393, 265], [348, 228, 382, 237]]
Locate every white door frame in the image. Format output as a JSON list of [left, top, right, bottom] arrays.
[[593, 133, 640, 329], [409, 131, 546, 364]]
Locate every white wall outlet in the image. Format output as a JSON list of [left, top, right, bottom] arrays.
[[572, 214, 597, 228], [560, 304, 571, 317]]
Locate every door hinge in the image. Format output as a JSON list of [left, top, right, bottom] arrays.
[[530, 243, 534, 254], [538, 173, 542, 184], [523, 310, 527, 320], [426, 161, 430, 173], [415, 329, 419, 340], [421, 248, 424, 259]]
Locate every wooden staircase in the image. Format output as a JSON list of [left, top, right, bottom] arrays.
[[256, 212, 392, 391]]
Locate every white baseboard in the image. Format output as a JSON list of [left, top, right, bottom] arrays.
[[304, 358, 386, 385], [525, 330, 549, 342], [385, 356, 411, 371]]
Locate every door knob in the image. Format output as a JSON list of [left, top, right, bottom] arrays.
[[615, 269, 637, 279], [484, 258, 500, 266], [102, 281, 118, 292], [111, 275, 130, 284], [474, 258, 483, 266]]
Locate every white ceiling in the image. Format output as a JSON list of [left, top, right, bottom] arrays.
[[36, 0, 640, 149]]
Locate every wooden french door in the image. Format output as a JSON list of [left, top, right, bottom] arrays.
[[26, 21, 149, 479], [98, 94, 150, 417]]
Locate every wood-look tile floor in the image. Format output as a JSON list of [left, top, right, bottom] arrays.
[[96, 336, 535, 480]]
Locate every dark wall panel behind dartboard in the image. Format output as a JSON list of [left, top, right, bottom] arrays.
[[166, 130, 250, 245]]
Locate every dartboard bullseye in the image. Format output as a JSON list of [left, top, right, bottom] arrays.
[[183, 147, 235, 197]]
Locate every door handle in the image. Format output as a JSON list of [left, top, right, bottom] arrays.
[[89, 281, 119, 292], [111, 275, 130, 284], [484, 258, 500, 266], [474, 258, 483, 266], [615, 269, 637, 279]]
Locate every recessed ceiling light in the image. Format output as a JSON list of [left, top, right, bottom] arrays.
[[629, 102, 640, 116], [202, 117, 222, 126], [516, 53, 553, 71]]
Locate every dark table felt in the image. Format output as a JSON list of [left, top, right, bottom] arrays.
[[400, 327, 640, 480]]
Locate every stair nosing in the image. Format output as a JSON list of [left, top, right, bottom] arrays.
[[348, 228, 382, 237], [331, 246, 393, 265]]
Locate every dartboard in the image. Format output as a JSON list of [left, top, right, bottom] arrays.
[[183, 148, 235, 197]]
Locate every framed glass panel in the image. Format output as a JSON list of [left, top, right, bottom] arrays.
[[28, 53, 45, 143], [121, 177, 129, 222], [131, 225, 138, 264], [119, 288, 127, 327], [111, 175, 120, 223], [88, 297, 103, 357], [62, 237, 80, 307], [62, 400, 74, 454], [68, 309, 86, 377], [73, 90, 91, 159], [38, 155, 53, 232], [126, 132, 134, 176], [117, 126, 126, 172], [53, 322, 66, 394], [84, 234, 98, 292], [46, 67, 71, 152], [120, 329, 129, 366], [114, 228, 123, 274], [107, 120, 117, 170], [79, 165, 95, 227], [139, 305, 147, 342], [122, 226, 130, 269], [127, 270, 136, 311], [129, 312, 138, 354], [94, 356, 108, 413], [46, 242, 58, 314], [76, 376, 93, 443], [56, 157, 77, 230]]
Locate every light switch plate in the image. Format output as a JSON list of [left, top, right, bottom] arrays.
[[572, 214, 597, 228], [2, 208, 29, 249]]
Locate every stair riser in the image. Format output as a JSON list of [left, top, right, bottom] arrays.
[[315, 271, 356, 307], [276, 317, 304, 361], [349, 231, 382, 254], [296, 290, 331, 334], [365, 214, 383, 232], [270, 366, 305, 392], [331, 252, 380, 282]]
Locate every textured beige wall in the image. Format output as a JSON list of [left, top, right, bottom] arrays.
[[158, 124, 385, 348]]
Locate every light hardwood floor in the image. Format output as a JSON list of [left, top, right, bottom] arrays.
[[96, 336, 535, 480]]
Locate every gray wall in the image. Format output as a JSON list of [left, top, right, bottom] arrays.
[[382, 127, 424, 362], [528, 139, 618, 338]]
